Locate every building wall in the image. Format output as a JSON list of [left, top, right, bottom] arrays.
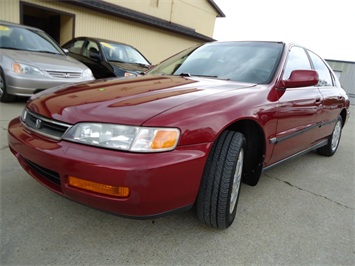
[[106, 0, 218, 37], [0, 0, 21, 22], [0, 0, 218, 64], [327, 60, 355, 98]]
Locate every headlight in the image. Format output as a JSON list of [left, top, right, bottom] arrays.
[[12, 63, 44, 75], [20, 108, 27, 122], [83, 68, 94, 78], [124, 72, 135, 77], [63, 123, 180, 152]]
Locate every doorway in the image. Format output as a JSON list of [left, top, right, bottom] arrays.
[[20, 2, 75, 45]]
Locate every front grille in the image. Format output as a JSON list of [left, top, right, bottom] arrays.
[[22, 109, 72, 140], [24, 158, 61, 185], [47, 71, 82, 78]]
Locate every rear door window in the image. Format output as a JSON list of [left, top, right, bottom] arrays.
[[308, 51, 333, 86]]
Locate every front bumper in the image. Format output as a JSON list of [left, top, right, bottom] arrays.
[[8, 117, 211, 218], [5, 72, 94, 97]]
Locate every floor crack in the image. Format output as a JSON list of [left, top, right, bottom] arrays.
[[264, 173, 354, 210]]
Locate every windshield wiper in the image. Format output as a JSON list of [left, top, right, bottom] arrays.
[[179, 72, 191, 77], [178, 73, 219, 78], [108, 59, 126, 63], [0, 46, 21, 50], [132, 62, 150, 68], [176, 73, 231, 81], [194, 74, 218, 78], [34, 50, 60, 55]]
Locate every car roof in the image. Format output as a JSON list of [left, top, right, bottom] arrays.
[[0, 20, 44, 32], [73, 36, 135, 48], [206, 40, 312, 52]]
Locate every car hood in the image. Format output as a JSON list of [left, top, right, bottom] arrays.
[[28, 75, 255, 125], [1, 49, 88, 71]]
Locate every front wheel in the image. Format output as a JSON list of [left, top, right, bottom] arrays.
[[0, 68, 16, 103], [196, 130, 246, 229], [317, 115, 343, 156]]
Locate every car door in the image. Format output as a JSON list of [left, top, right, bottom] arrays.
[[81, 39, 114, 79], [307, 50, 344, 140], [268, 46, 323, 165], [64, 38, 103, 76]]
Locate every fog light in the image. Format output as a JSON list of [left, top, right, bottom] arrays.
[[68, 176, 129, 197]]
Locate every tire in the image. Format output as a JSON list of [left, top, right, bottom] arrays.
[[317, 115, 343, 156], [196, 130, 246, 229], [0, 68, 16, 103]]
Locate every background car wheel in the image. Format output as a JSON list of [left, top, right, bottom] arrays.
[[0, 68, 16, 103], [317, 115, 343, 156], [196, 130, 245, 229]]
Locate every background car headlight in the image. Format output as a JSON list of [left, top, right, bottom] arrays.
[[12, 63, 44, 75], [83, 68, 94, 78], [63, 123, 180, 152], [124, 72, 135, 77]]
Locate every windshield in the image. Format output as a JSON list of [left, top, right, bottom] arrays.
[[0, 24, 64, 54], [100, 42, 150, 65], [147, 41, 284, 84]]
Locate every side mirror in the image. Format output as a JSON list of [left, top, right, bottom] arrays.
[[89, 48, 100, 60], [62, 48, 69, 54], [278, 70, 319, 89]]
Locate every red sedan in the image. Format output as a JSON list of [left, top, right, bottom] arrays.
[[8, 41, 350, 229]]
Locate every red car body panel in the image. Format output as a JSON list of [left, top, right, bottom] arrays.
[[26, 76, 258, 127], [7, 41, 350, 219], [9, 117, 211, 216]]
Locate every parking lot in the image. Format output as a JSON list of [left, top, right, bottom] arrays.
[[1, 100, 354, 265]]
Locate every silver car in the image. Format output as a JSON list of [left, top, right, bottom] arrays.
[[0, 21, 94, 102]]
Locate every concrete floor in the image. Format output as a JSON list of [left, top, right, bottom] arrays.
[[1, 100, 354, 265]]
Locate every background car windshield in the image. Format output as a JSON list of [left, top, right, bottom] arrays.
[[100, 42, 149, 65], [0, 24, 63, 54], [148, 42, 283, 84]]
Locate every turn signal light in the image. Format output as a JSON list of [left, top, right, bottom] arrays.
[[13, 63, 22, 73], [151, 130, 179, 149], [68, 176, 129, 197]]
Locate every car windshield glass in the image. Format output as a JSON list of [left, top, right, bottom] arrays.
[[0, 24, 63, 54], [100, 42, 150, 65], [147, 41, 284, 84]]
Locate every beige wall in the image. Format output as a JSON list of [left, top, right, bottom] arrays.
[[170, 0, 217, 37], [0, 0, 214, 63], [105, 0, 218, 37], [0, 0, 21, 23]]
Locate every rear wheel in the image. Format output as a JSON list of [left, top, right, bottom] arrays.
[[0, 68, 16, 103], [317, 115, 343, 156], [196, 130, 246, 229]]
